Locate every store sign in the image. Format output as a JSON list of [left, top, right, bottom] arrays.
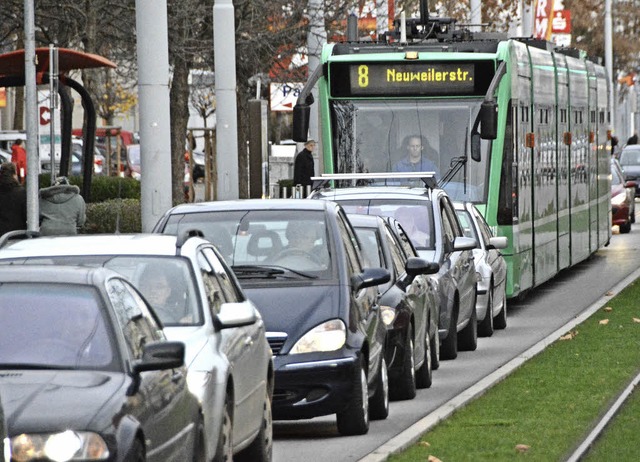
[[551, 10, 571, 34], [533, 0, 555, 40]]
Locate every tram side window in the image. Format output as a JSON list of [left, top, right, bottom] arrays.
[[498, 101, 516, 226]]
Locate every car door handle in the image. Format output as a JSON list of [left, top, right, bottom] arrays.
[[171, 370, 184, 384]]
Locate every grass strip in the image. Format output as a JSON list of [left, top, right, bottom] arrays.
[[389, 279, 640, 462]]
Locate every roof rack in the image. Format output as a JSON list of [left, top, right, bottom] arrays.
[[311, 172, 438, 190]]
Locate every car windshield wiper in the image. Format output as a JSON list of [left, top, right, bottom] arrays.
[[232, 264, 318, 279], [0, 363, 70, 370]]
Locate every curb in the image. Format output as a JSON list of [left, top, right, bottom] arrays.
[[359, 266, 640, 462]]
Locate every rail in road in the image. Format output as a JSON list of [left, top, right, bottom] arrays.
[[272, 224, 640, 462]]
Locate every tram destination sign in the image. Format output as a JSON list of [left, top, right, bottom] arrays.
[[330, 61, 494, 97]]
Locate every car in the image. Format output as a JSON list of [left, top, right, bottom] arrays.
[[70, 140, 106, 176], [310, 172, 478, 361], [0, 232, 274, 461], [0, 148, 10, 164], [1, 395, 8, 462], [0, 264, 201, 461], [348, 213, 440, 400], [153, 199, 392, 436], [611, 158, 636, 233], [618, 144, 640, 197], [454, 201, 509, 337]]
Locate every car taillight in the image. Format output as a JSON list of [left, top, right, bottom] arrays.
[[94, 158, 103, 166]]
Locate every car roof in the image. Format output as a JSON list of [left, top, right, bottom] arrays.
[[164, 198, 335, 215], [0, 264, 116, 285], [0, 233, 206, 258]]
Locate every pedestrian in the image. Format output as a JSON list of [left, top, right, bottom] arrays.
[[293, 139, 316, 188], [39, 176, 86, 236], [10, 139, 27, 184], [0, 162, 27, 236], [611, 136, 620, 158], [627, 133, 638, 145]]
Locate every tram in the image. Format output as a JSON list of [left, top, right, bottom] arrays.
[[292, 5, 611, 299]]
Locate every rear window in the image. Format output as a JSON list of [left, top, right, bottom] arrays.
[[619, 149, 640, 166]]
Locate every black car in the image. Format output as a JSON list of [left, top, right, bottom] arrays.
[[310, 173, 478, 361], [154, 199, 391, 436], [0, 265, 202, 461], [348, 213, 440, 400]]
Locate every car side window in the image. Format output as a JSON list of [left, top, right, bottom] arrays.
[[383, 226, 406, 277], [393, 222, 419, 258], [473, 208, 493, 245], [196, 250, 225, 315], [442, 198, 463, 237], [108, 278, 165, 360], [440, 204, 456, 250], [202, 247, 242, 303], [337, 212, 363, 275]]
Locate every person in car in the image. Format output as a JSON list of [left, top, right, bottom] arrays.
[[273, 220, 328, 268], [138, 263, 192, 324], [393, 134, 440, 177], [395, 206, 430, 248]]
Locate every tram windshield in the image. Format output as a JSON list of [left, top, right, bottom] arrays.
[[330, 99, 491, 202]]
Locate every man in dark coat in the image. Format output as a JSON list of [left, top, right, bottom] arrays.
[[0, 162, 27, 236], [293, 139, 316, 187]]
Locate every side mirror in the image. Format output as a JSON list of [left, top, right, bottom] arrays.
[[487, 236, 508, 250], [470, 132, 481, 162], [293, 103, 311, 143], [405, 257, 440, 276], [132, 341, 185, 373], [480, 100, 498, 140], [351, 267, 390, 291], [453, 236, 478, 252], [217, 302, 258, 329]]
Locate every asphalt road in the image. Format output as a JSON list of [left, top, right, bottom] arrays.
[[271, 220, 640, 462]]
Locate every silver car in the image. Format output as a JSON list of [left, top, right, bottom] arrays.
[[454, 201, 508, 337], [0, 232, 274, 462]]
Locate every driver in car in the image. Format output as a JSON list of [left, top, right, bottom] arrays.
[[273, 221, 329, 269]]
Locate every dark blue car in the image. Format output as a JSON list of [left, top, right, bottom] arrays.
[[154, 199, 391, 436]]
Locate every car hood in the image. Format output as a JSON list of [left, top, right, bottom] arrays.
[[0, 370, 127, 433], [242, 285, 342, 337], [163, 326, 209, 369]]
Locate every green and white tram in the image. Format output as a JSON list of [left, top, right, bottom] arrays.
[[293, 10, 611, 299]]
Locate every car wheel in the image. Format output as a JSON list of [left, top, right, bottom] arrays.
[[430, 327, 440, 370], [213, 393, 233, 462], [458, 298, 478, 351], [493, 286, 508, 330], [192, 415, 207, 462], [235, 388, 273, 462], [124, 438, 145, 462], [477, 286, 494, 337], [620, 220, 632, 233], [391, 333, 417, 400], [415, 328, 432, 389], [631, 201, 636, 223], [440, 304, 458, 361], [336, 361, 369, 435], [369, 356, 389, 420]]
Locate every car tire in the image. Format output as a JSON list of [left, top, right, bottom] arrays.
[[391, 333, 417, 400], [192, 415, 207, 462], [235, 388, 273, 462], [440, 304, 458, 361], [493, 286, 508, 330], [620, 221, 632, 233], [458, 298, 478, 351], [631, 201, 636, 223], [430, 327, 440, 370], [336, 361, 369, 435], [477, 286, 494, 337], [125, 438, 145, 462], [369, 356, 389, 420], [213, 393, 233, 462], [415, 328, 432, 389]]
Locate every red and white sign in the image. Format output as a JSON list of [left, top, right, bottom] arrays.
[[270, 82, 304, 112], [533, 0, 555, 40], [551, 10, 571, 34], [39, 106, 51, 125]]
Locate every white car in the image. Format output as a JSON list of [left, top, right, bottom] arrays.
[[0, 232, 274, 462], [454, 201, 508, 337]]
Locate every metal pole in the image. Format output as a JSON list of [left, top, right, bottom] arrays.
[[307, 0, 326, 174], [24, 0, 39, 232], [213, 0, 240, 200], [604, 0, 615, 133], [135, 0, 173, 231]]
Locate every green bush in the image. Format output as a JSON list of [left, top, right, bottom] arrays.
[[39, 174, 141, 203], [82, 198, 142, 234]]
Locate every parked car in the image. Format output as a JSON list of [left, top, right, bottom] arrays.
[[348, 213, 440, 400], [154, 199, 392, 436], [1, 394, 7, 462], [70, 140, 105, 176], [619, 144, 640, 197], [0, 265, 201, 461], [454, 201, 508, 337], [310, 172, 478, 361], [0, 148, 10, 164], [0, 232, 274, 461], [611, 158, 636, 233], [125, 144, 141, 179]]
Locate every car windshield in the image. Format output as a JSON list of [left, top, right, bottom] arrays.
[[161, 210, 335, 280], [3, 256, 202, 327], [619, 149, 640, 166], [0, 283, 118, 370], [335, 199, 435, 250]]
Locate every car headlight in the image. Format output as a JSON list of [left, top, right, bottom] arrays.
[[11, 431, 109, 461], [380, 305, 396, 326], [611, 192, 626, 206], [289, 319, 346, 354]]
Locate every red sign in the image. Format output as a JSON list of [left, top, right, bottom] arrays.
[[39, 106, 51, 125], [551, 10, 571, 34], [533, 0, 555, 40], [0, 88, 6, 108]]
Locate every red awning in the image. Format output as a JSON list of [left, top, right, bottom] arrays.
[[0, 47, 116, 80]]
